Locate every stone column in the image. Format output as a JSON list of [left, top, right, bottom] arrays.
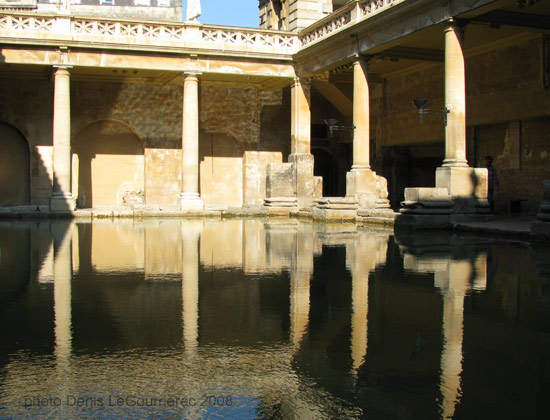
[[180, 72, 203, 210], [289, 77, 314, 207], [442, 21, 468, 168], [290, 77, 311, 155], [352, 57, 370, 171], [50, 66, 75, 211], [435, 20, 485, 204], [346, 57, 377, 208]]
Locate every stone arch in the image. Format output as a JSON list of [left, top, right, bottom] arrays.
[[73, 120, 144, 208], [0, 123, 30, 206]]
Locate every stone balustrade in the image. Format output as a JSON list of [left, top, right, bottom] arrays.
[[299, 0, 405, 47], [0, 12, 299, 56]]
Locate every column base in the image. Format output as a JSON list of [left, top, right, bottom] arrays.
[[436, 166, 487, 199], [50, 193, 75, 211], [346, 170, 377, 209], [180, 193, 203, 211]]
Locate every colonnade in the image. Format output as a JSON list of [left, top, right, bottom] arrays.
[[46, 18, 470, 211], [48, 68, 206, 211]]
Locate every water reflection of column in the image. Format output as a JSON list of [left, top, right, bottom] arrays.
[[51, 221, 75, 366], [436, 261, 471, 420], [347, 233, 388, 375], [290, 223, 313, 350], [182, 221, 203, 356]]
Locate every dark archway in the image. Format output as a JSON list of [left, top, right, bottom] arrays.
[[0, 123, 30, 206], [312, 148, 341, 197]]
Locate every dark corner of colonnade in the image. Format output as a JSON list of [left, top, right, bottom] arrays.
[[0, 122, 33, 207]]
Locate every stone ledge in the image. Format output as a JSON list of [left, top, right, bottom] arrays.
[[394, 214, 451, 230]]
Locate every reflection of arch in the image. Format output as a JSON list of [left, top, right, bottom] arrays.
[[73, 120, 144, 208], [0, 123, 30, 205], [312, 148, 340, 197]]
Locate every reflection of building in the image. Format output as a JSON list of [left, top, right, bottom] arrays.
[[2, 220, 550, 418], [1, 0, 548, 218], [395, 232, 489, 420]]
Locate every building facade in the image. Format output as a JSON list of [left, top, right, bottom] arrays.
[[1, 0, 549, 215]]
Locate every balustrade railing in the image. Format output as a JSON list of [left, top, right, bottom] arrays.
[[0, 0, 406, 53], [0, 13, 299, 53], [299, 0, 405, 47]]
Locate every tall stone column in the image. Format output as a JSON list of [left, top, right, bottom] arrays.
[[352, 57, 370, 171], [443, 21, 468, 168], [290, 77, 311, 155], [180, 72, 203, 210], [435, 20, 482, 202], [346, 57, 378, 208], [50, 66, 75, 211], [289, 77, 314, 207]]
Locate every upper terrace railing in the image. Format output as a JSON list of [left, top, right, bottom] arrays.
[[299, 0, 406, 47], [0, 12, 299, 57], [0, 1, 405, 58]]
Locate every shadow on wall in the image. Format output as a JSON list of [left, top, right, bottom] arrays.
[[72, 120, 144, 208], [0, 123, 31, 206]]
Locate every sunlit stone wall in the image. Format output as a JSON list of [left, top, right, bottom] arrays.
[[0, 78, 288, 208]]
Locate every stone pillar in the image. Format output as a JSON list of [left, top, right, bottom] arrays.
[[289, 77, 314, 207], [180, 73, 203, 211], [346, 57, 377, 208], [50, 66, 75, 211], [435, 20, 486, 206], [352, 57, 370, 171], [442, 21, 468, 168], [290, 77, 311, 155]]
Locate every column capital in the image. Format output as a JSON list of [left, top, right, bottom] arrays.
[[444, 18, 467, 39], [291, 76, 311, 88], [181, 71, 202, 81], [53, 65, 73, 73]]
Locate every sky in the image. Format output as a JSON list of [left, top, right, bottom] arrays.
[[182, 0, 259, 28]]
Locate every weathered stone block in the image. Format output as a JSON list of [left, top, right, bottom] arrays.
[[404, 187, 451, 202], [436, 166, 488, 199], [266, 162, 295, 198], [289, 153, 314, 207], [243, 151, 283, 206], [313, 176, 323, 198], [346, 170, 379, 209]]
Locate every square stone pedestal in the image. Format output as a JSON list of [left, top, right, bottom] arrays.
[[346, 170, 377, 208], [180, 196, 204, 211], [289, 153, 314, 208], [50, 194, 76, 211], [436, 166, 487, 199]]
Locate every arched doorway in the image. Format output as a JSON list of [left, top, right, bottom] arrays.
[[73, 120, 144, 208], [0, 123, 30, 206]]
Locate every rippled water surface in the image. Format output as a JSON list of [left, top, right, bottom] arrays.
[[1, 219, 549, 419]]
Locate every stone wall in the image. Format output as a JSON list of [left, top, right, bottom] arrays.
[[0, 77, 290, 208]]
